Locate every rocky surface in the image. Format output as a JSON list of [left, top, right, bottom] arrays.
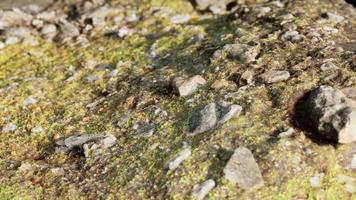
[[0, 0, 355, 199]]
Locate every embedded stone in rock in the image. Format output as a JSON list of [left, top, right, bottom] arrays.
[[191, 179, 216, 200], [187, 102, 242, 136], [171, 75, 206, 96], [164, 148, 191, 170], [223, 147, 264, 189], [260, 70, 290, 84], [55, 134, 117, 152], [221, 43, 260, 63], [296, 86, 356, 143]]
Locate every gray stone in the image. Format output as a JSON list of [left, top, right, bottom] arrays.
[[164, 148, 191, 170], [83, 74, 99, 83], [134, 124, 155, 138], [187, 102, 242, 136], [194, 0, 233, 13], [2, 123, 17, 133], [320, 62, 338, 71], [221, 43, 260, 63], [172, 75, 206, 97], [309, 173, 324, 188], [302, 86, 356, 143], [171, 14, 191, 24], [279, 128, 296, 138], [99, 134, 117, 148], [31, 125, 44, 133], [191, 179, 216, 200], [0, 83, 19, 94], [223, 147, 264, 189], [326, 12, 345, 23], [41, 24, 57, 39], [125, 13, 138, 23], [23, 97, 38, 106], [118, 26, 133, 38], [280, 31, 302, 42], [0, 8, 33, 29], [59, 20, 80, 38], [55, 133, 117, 152], [260, 70, 290, 83], [335, 174, 355, 184], [6, 26, 33, 38], [5, 36, 20, 45], [51, 167, 65, 176], [18, 162, 33, 172]]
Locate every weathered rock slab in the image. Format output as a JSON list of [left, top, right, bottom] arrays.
[[223, 147, 264, 189], [171, 75, 206, 96]]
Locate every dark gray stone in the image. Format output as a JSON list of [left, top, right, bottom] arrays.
[[302, 86, 356, 143], [187, 102, 242, 136]]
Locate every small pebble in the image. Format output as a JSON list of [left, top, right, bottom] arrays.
[[2, 123, 17, 133], [23, 97, 38, 106]]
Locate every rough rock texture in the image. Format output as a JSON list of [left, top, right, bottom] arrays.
[[217, 43, 260, 63], [223, 147, 264, 189], [187, 102, 242, 136], [0, 0, 355, 199], [298, 86, 356, 143], [171, 75, 206, 96]]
